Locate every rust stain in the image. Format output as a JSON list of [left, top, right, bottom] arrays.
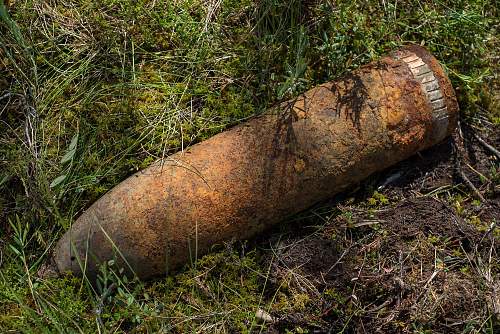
[[294, 158, 306, 173], [53, 45, 459, 280]]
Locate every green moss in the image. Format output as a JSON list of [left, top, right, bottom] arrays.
[[139, 247, 265, 332]]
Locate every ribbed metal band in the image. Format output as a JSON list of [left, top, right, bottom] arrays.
[[395, 52, 449, 141]]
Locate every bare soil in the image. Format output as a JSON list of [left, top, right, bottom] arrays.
[[261, 123, 499, 333]]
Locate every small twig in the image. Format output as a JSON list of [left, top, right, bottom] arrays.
[[474, 133, 500, 160], [478, 222, 497, 246], [414, 270, 439, 304], [453, 126, 487, 203], [466, 162, 490, 182], [326, 248, 349, 274], [0, 92, 15, 101], [444, 316, 481, 327], [458, 165, 486, 202], [366, 297, 393, 313], [340, 220, 385, 228]]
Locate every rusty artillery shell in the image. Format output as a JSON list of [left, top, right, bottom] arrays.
[[54, 45, 458, 280]]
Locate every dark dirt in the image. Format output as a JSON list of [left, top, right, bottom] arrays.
[[261, 122, 499, 333]]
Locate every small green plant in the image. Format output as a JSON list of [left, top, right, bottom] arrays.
[[367, 190, 389, 207]]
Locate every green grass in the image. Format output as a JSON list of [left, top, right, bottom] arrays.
[[0, 0, 498, 332]]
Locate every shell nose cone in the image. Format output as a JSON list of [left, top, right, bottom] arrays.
[[54, 204, 121, 279], [53, 174, 173, 281], [54, 210, 96, 277]]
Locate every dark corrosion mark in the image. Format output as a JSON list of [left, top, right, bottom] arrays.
[[329, 73, 368, 132]]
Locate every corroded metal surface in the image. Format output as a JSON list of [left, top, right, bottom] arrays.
[[54, 45, 459, 280]]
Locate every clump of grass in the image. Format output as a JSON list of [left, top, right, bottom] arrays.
[[0, 0, 498, 332]]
